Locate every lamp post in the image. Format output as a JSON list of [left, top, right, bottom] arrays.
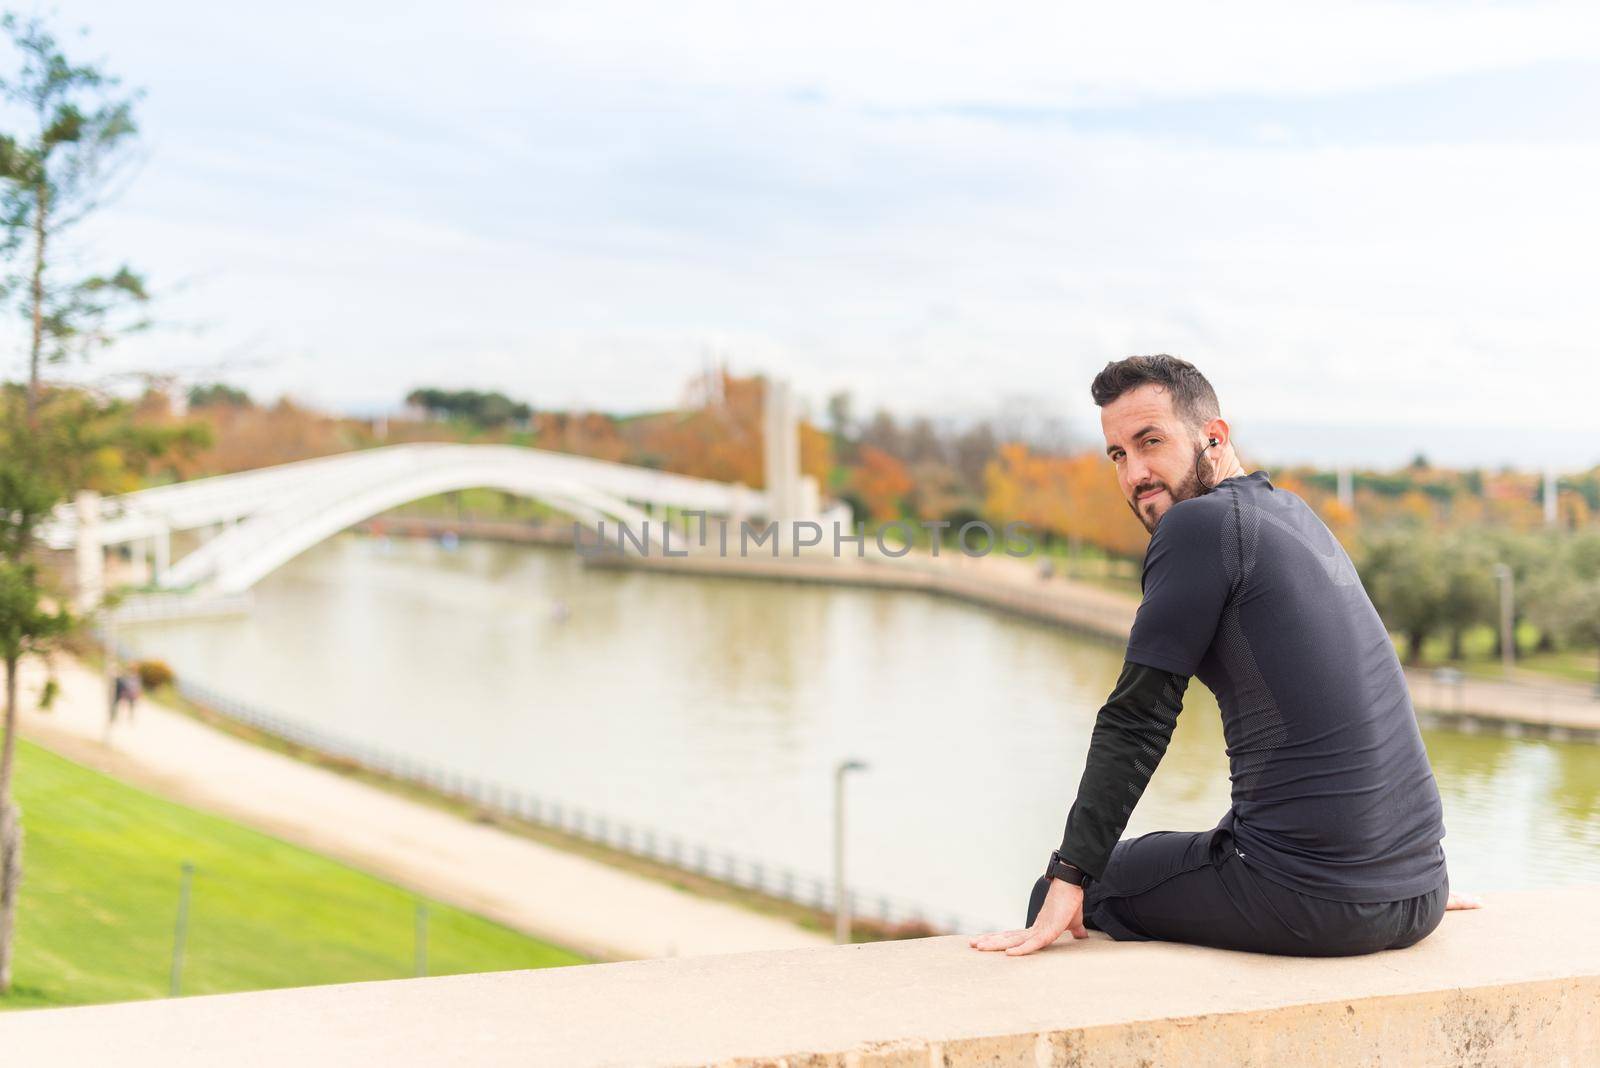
[[833, 758, 869, 944], [1492, 562, 1515, 679]]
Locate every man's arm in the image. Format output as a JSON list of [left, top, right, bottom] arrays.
[[973, 503, 1225, 957], [1055, 500, 1231, 880], [1056, 659, 1190, 880]]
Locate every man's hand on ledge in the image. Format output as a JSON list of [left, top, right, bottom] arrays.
[[967, 877, 1088, 956], [1446, 891, 1483, 910]]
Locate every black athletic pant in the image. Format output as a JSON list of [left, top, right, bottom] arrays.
[[1026, 823, 1448, 957]]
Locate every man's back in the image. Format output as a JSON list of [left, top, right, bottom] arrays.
[[1125, 470, 1447, 902]]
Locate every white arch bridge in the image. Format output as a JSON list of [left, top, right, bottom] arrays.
[[43, 439, 847, 610]]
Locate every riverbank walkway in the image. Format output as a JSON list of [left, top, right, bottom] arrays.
[[14, 654, 829, 963], [1, 883, 1592, 1066]]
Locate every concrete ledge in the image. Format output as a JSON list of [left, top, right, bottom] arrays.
[[3, 885, 1594, 1066]]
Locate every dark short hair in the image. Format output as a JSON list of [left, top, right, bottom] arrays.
[[1090, 354, 1219, 430]]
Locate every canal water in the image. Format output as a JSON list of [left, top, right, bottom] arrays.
[[119, 533, 1600, 929]]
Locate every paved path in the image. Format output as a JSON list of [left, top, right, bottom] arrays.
[[1402, 663, 1600, 733], [13, 654, 829, 963]]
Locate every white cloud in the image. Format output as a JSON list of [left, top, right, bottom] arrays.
[[19, 0, 1600, 468], [511, 1, 1600, 105]]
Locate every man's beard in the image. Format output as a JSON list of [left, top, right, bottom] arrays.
[[1127, 446, 1216, 534]]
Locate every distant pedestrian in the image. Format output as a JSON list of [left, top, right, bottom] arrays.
[[109, 668, 142, 727]]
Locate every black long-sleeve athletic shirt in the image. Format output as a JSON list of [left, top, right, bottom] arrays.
[[1059, 470, 1447, 902], [1056, 659, 1190, 881]]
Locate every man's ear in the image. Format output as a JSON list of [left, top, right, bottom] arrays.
[[1204, 417, 1230, 449]]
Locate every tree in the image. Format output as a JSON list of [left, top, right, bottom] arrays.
[[850, 445, 913, 522], [404, 387, 532, 429], [950, 421, 997, 496], [1552, 582, 1600, 687], [1527, 532, 1600, 688], [1485, 529, 1561, 658], [858, 409, 904, 459], [0, 383, 204, 994], [0, 385, 70, 992], [0, 13, 148, 420], [620, 372, 832, 490], [0, 13, 194, 992], [187, 381, 252, 409], [980, 442, 1150, 563], [1437, 531, 1498, 660], [1358, 528, 1449, 665], [1529, 579, 1600, 687]]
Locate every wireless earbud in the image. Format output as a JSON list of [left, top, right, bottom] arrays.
[[1192, 437, 1222, 492]]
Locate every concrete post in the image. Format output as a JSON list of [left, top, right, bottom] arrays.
[[152, 527, 171, 586], [727, 481, 750, 556], [798, 476, 820, 525], [74, 490, 103, 613], [763, 379, 800, 526], [129, 537, 148, 585]]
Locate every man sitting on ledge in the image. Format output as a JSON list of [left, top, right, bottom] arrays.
[[971, 355, 1482, 959]]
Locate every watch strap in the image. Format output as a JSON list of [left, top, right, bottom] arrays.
[[1045, 849, 1087, 886]]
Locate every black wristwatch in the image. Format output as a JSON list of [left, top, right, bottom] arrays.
[[1045, 849, 1088, 886]]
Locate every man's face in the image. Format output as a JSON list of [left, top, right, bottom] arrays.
[[1100, 383, 1213, 534]]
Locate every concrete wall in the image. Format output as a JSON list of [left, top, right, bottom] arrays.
[[1, 885, 1593, 1067]]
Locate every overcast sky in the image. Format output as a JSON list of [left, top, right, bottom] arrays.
[[19, 1, 1600, 467]]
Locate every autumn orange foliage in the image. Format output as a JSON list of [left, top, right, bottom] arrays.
[[627, 369, 831, 489], [149, 395, 366, 480], [850, 445, 914, 521], [982, 443, 1148, 556]]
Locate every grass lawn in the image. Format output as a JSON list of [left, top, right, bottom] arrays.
[[0, 738, 587, 1012], [1393, 622, 1600, 688]]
